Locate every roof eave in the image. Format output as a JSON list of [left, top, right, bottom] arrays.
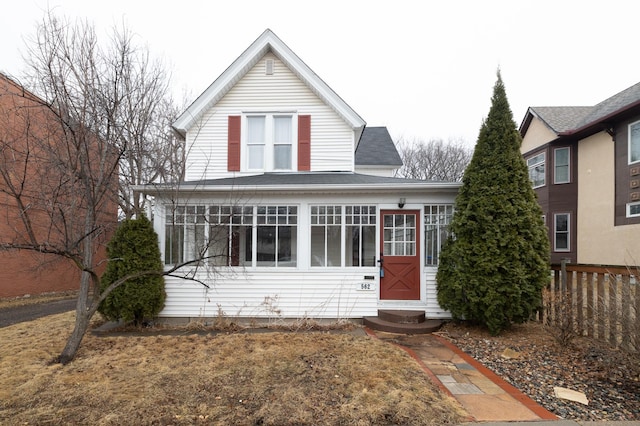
[[558, 100, 640, 137], [133, 181, 461, 196]]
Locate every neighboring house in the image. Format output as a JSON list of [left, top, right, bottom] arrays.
[[0, 72, 79, 297], [520, 82, 640, 266], [138, 30, 460, 321]]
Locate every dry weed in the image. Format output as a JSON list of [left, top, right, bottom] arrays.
[[0, 312, 464, 425]]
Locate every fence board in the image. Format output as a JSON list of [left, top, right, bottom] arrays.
[[621, 276, 631, 351], [547, 264, 638, 353], [586, 272, 594, 337], [576, 272, 584, 336], [597, 273, 606, 340]]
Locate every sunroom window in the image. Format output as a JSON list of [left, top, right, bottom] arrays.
[[310, 205, 376, 267], [424, 204, 454, 266], [165, 204, 298, 267]]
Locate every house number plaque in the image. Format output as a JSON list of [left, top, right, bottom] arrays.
[[356, 282, 376, 291]]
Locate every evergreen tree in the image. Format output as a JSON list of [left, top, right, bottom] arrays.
[[436, 71, 550, 335], [99, 214, 165, 326]]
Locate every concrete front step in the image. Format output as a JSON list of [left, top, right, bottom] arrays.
[[363, 316, 442, 334], [378, 309, 426, 324]]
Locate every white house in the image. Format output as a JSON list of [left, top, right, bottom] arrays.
[[138, 29, 460, 323]]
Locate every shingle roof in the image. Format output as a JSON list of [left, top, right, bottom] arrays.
[[355, 127, 403, 167], [527, 81, 640, 136], [182, 172, 431, 187], [529, 106, 592, 133], [574, 81, 640, 129]]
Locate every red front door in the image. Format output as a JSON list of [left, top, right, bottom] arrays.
[[379, 210, 420, 300]]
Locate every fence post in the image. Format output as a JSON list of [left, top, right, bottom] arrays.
[[560, 258, 568, 292]]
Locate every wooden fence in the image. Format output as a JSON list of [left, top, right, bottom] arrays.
[[541, 262, 639, 353]]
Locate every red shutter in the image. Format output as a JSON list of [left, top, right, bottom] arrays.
[[298, 115, 311, 171], [228, 115, 241, 171]]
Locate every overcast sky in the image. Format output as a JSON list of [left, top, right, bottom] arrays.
[[2, 0, 638, 147]]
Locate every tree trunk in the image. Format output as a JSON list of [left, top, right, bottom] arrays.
[[57, 270, 94, 364]]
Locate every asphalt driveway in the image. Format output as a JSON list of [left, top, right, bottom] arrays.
[[0, 298, 76, 328]]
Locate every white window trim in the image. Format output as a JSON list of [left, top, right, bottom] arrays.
[[629, 120, 640, 165], [242, 112, 298, 172], [627, 201, 640, 218], [553, 213, 570, 252], [553, 147, 570, 184], [527, 152, 546, 188]]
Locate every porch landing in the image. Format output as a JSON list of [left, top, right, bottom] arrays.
[[363, 309, 442, 334]]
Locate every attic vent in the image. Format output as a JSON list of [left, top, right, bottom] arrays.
[[265, 59, 274, 75]]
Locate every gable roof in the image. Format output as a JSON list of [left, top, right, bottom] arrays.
[[355, 127, 403, 167], [520, 81, 640, 139], [173, 29, 366, 140]]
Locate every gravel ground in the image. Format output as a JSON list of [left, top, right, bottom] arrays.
[[439, 322, 640, 422]]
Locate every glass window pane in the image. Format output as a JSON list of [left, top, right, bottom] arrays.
[[257, 226, 276, 266], [631, 122, 640, 163], [327, 226, 341, 267], [310, 227, 325, 267], [247, 116, 265, 143], [278, 226, 296, 267], [273, 116, 292, 143], [248, 145, 264, 169], [361, 226, 376, 266], [273, 145, 291, 169]]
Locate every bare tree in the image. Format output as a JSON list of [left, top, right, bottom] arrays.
[[0, 12, 189, 363], [395, 137, 472, 181]]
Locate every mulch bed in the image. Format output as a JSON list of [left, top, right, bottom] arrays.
[[439, 321, 640, 421]]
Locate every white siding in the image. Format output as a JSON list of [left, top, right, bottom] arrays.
[[160, 271, 379, 319], [184, 52, 355, 181]]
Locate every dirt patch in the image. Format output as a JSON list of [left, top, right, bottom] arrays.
[[0, 312, 465, 425]]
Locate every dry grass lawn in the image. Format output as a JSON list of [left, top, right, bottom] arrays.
[[0, 312, 465, 425]]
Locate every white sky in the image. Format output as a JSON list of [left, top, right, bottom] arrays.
[[2, 0, 639, 147]]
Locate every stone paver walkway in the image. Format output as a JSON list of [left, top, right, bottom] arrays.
[[366, 329, 558, 422]]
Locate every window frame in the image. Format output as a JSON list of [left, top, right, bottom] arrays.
[[553, 213, 570, 252], [309, 204, 377, 268], [164, 204, 298, 268], [244, 112, 298, 172], [629, 120, 640, 165], [553, 147, 570, 184], [423, 204, 454, 266], [527, 152, 546, 188], [627, 201, 640, 218]]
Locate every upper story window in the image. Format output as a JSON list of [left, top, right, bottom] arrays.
[[554, 213, 570, 252], [630, 121, 640, 164], [246, 114, 296, 171], [554, 147, 570, 184], [527, 152, 545, 188], [627, 201, 640, 218]]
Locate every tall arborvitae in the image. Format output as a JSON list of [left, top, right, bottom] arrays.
[[436, 71, 550, 335], [98, 214, 165, 326]]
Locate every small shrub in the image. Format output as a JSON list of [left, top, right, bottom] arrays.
[[543, 288, 577, 348], [98, 214, 165, 326]]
